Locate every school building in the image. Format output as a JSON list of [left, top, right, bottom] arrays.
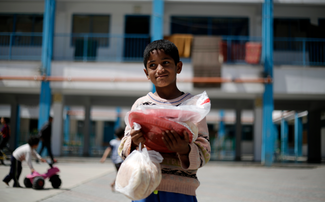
[[0, 0, 324, 164]]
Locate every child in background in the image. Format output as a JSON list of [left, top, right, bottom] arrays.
[[3, 136, 46, 187], [100, 127, 124, 191], [118, 40, 211, 202]]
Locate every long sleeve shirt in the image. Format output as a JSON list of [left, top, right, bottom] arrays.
[[13, 144, 42, 170], [118, 92, 211, 196]]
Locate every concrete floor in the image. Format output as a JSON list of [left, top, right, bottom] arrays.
[[1, 158, 325, 202]]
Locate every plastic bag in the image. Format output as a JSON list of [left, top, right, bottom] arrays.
[[124, 91, 211, 153], [126, 91, 211, 125], [115, 143, 163, 200]]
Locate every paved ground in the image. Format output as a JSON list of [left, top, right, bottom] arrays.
[[1, 157, 325, 202]]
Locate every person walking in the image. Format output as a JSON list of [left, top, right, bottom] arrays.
[[38, 117, 56, 164]]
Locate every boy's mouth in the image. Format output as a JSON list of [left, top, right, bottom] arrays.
[[156, 75, 168, 79]]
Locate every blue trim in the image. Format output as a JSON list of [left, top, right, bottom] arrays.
[[148, 93, 190, 104], [38, 0, 55, 130], [219, 110, 225, 138], [281, 118, 288, 156], [261, 0, 274, 166], [114, 107, 121, 131], [15, 105, 20, 148], [151, 0, 164, 42], [294, 113, 303, 158], [64, 106, 70, 144]]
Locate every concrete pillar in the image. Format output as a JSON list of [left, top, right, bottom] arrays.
[[114, 107, 121, 130], [261, 0, 274, 166], [307, 110, 321, 163], [294, 113, 303, 158], [151, 0, 164, 93], [235, 108, 242, 161], [83, 102, 91, 156], [64, 106, 70, 144], [96, 121, 104, 147], [281, 116, 288, 156], [39, 0, 56, 130], [52, 93, 64, 156], [9, 103, 20, 149], [253, 98, 263, 162]]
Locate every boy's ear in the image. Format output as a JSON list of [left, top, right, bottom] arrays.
[[176, 61, 183, 74], [143, 68, 149, 79]]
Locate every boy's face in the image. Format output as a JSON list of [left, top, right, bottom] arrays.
[[144, 49, 182, 89]]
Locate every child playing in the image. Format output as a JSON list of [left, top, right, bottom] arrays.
[[118, 39, 211, 202], [3, 136, 46, 187], [100, 127, 124, 191]]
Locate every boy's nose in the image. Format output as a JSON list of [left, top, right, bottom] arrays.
[[157, 64, 165, 73]]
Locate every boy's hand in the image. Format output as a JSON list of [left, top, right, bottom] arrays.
[[130, 128, 146, 148], [40, 158, 47, 163], [31, 168, 35, 173], [162, 130, 190, 155], [100, 158, 106, 163]]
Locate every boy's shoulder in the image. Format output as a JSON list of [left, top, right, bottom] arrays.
[[132, 93, 156, 108]]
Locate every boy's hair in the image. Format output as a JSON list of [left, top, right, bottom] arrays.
[[28, 136, 40, 147], [143, 39, 180, 68], [115, 127, 125, 139]]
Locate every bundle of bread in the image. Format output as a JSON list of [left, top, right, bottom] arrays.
[[115, 143, 163, 200], [125, 91, 211, 153]]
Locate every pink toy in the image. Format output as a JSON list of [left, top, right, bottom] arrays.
[[24, 162, 61, 189]]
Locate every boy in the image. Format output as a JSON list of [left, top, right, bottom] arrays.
[[3, 136, 46, 187], [100, 127, 124, 191], [119, 39, 211, 202]]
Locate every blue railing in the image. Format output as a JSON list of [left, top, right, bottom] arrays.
[[1, 32, 325, 66]]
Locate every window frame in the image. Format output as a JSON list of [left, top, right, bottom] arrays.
[[170, 16, 250, 36], [0, 13, 44, 47], [71, 14, 111, 48]]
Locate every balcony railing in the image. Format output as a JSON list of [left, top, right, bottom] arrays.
[[1, 32, 325, 66]]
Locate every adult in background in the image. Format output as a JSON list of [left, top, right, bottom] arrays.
[[0, 117, 11, 165], [38, 117, 57, 164]]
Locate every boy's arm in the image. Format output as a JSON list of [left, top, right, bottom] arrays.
[[100, 147, 112, 162], [118, 124, 132, 160], [178, 117, 211, 170], [26, 151, 35, 171]]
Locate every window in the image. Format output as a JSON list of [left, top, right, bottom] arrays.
[[0, 14, 43, 46], [72, 14, 110, 47], [171, 16, 249, 36]]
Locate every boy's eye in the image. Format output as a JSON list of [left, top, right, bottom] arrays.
[[163, 61, 170, 65], [149, 63, 156, 68]]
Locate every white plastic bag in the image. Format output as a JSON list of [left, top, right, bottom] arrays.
[[125, 91, 211, 126], [115, 143, 163, 200]]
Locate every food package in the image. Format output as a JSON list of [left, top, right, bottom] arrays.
[[125, 91, 211, 153], [115, 144, 163, 200]]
